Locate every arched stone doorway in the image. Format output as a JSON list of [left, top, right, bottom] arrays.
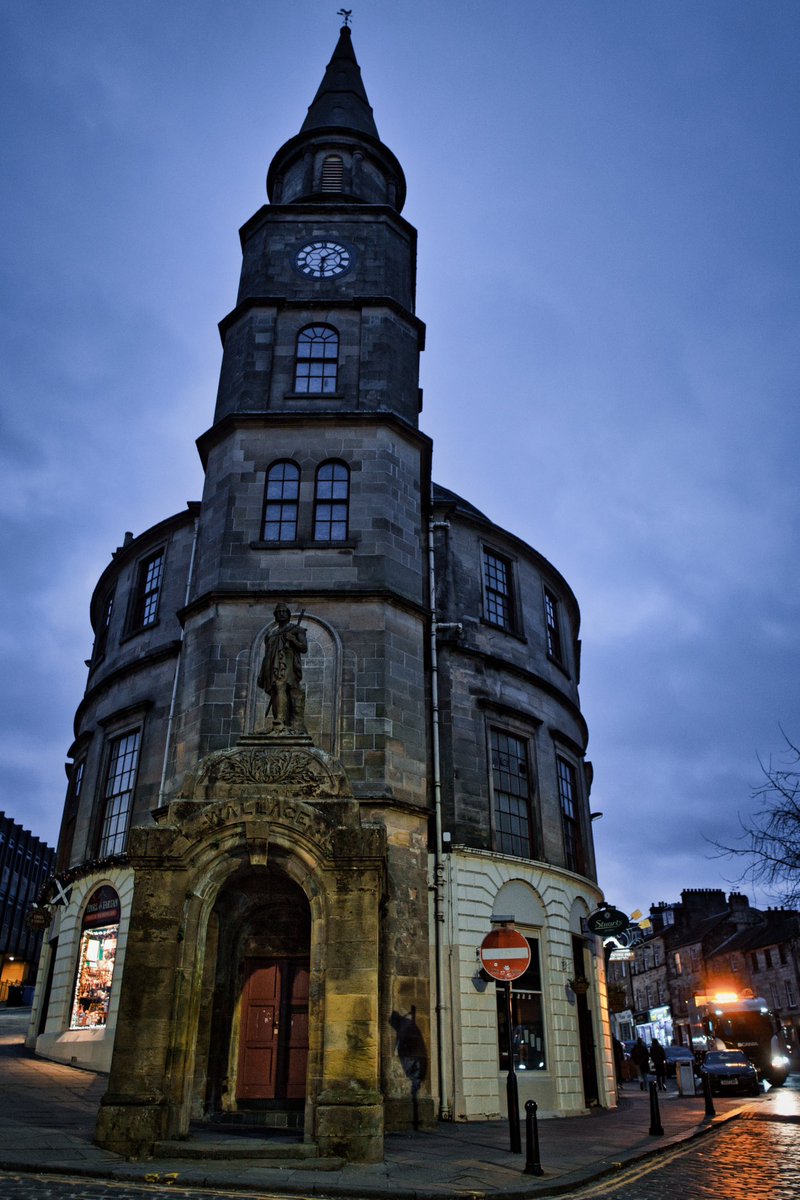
[[95, 738, 391, 1162], [201, 864, 312, 1125]]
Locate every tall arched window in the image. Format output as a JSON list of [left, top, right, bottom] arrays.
[[294, 325, 338, 394], [262, 461, 300, 542], [320, 154, 344, 192], [314, 460, 349, 542]]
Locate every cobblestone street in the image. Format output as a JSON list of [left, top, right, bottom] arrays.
[[573, 1117, 800, 1199], [0, 1110, 799, 1200]]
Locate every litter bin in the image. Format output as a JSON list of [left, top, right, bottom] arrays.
[[677, 1060, 696, 1096]]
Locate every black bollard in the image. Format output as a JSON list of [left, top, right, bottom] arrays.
[[524, 1099, 544, 1176], [648, 1080, 664, 1136], [702, 1070, 716, 1118]]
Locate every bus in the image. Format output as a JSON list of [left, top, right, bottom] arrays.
[[690, 992, 791, 1086]]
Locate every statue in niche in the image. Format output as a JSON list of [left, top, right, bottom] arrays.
[[258, 603, 308, 735]]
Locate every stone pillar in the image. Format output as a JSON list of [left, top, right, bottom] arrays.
[[95, 832, 187, 1157], [315, 865, 384, 1163]]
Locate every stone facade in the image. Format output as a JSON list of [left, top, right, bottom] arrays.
[[31, 25, 612, 1161]]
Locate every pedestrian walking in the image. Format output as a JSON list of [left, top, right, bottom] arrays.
[[650, 1037, 667, 1090], [631, 1036, 651, 1091]]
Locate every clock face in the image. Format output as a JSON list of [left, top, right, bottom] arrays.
[[295, 240, 352, 279]]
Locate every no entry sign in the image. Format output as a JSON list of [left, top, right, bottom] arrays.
[[479, 927, 531, 982]]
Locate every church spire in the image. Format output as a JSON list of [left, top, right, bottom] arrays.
[[301, 23, 379, 141], [267, 22, 406, 211]]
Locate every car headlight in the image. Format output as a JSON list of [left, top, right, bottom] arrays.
[[771, 1055, 790, 1068]]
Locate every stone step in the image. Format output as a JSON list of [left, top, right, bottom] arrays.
[[153, 1135, 343, 1167]]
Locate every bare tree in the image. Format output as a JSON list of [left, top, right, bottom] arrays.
[[715, 733, 800, 907]]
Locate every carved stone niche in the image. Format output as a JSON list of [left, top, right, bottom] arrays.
[[182, 733, 350, 803]]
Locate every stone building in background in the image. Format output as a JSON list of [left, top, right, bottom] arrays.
[[608, 888, 800, 1068], [0, 812, 55, 1003], [30, 24, 612, 1160]]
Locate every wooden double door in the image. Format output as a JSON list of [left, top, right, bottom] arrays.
[[237, 956, 309, 1103]]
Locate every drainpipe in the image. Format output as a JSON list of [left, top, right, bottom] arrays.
[[428, 512, 463, 1120], [158, 518, 199, 806]]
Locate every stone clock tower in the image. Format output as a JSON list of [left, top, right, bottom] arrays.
[[35, 21, 612, 1165], [91, 26, 433, 1162]]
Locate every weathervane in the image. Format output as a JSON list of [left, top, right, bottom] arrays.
[[337, 9, 352, 27]]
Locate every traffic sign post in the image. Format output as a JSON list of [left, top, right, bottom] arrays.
[[480, 926, 532, 1154]]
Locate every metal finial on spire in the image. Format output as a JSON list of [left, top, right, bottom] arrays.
[[337, 9, 352, 27]]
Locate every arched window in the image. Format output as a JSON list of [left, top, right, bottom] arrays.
[[294, 325, 338, 394], [70, 886, 120, 1029], [314, 460, 349, 542], [320, 154, 344, 192], [262, 461, 300, 542]]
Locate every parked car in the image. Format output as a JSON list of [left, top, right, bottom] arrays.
[[664, 1045, 695, 1076], [700, 1051, 760, 1096]]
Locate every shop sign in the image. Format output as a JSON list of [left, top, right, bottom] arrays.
[[609, 948, 634, 961], [83, 885, 121, 930], [587, 905, 629, 936]]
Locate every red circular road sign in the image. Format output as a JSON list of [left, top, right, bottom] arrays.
[[479, 927, 531, 982]]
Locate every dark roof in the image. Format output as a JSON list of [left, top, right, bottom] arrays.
[[301, 25, 379, 139], [711, 910, 800, 956], [432, 482, 490, 524]]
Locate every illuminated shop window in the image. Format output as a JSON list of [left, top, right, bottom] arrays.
[[496, 937, 546, 1071], [69, 885, 120, 1030]]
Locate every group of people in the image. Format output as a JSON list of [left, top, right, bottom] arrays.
[[613, 1035, 669, 1091]]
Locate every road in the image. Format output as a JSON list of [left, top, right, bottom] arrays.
[[1, 1112, 799, 1199]]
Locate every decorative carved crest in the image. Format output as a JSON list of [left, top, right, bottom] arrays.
[[186, 736, 350, 802]]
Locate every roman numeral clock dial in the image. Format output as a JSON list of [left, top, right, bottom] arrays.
[[295, 240, 352, 279]]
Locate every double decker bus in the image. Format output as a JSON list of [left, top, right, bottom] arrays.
[[690, 990, 791, 1086]]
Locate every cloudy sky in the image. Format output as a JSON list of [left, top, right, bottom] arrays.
[[2, 1, 798, 920]]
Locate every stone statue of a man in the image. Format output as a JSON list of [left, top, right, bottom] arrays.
[[258, 603, 308, 734]]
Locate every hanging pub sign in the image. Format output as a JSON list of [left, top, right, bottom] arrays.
[[586, 904, 629, 936]]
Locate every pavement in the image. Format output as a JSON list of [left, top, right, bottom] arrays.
[[1, 1006, 797, 1198]]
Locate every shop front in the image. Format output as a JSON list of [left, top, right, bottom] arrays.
[[69, 885, 120, 1030]]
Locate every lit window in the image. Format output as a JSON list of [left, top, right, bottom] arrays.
[[70, 886, 120, 1029], [320, 154, 344, 191], [262, 461, 300, 542], [483, 550, 514, 630], [294, 325, 338, 394], [557, 756, 585, 875], [98, 731, 140, 857], [490, 729, 533, 857], [313, 460, 349, 541], [132, 552, 163, 629], [544, 587, 563, 663], [496, 938, 546, 1071]]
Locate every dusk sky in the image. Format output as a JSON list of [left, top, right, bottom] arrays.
[[2, 1, 798, 921]]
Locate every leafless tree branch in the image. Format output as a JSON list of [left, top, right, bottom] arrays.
[[709, 732, 800, 908]]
